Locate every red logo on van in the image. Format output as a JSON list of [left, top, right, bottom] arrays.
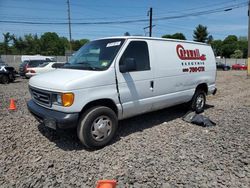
[[176, 44, 206, 61]]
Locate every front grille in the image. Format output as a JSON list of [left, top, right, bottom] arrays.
[[30, 87, 51, 107]]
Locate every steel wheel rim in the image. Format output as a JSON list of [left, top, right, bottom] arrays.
[[196, 94, 205, 110], [91, 115, 112, 142]]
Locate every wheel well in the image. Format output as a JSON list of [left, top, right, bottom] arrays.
[[80, 99, 118, 116], [196, 83, 208, 94]]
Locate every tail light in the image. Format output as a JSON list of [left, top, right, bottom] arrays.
[[30, 70, 36, 73], [25, 64, 29, 72]]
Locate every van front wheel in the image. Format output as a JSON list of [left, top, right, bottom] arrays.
[[77, 106, 118, 148], [190, 90, 206, 113]]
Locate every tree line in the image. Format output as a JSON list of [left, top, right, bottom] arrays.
[[0, 32, 89, 56], [0, 24, 248, 58], [162, 24, 248, 59]]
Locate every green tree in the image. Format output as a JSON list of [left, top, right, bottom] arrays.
[[222, 35, 238, 58], [193, 24, 208, 43], [71, 40, 81, 51], [71, 39, 89, 51], [40, 32, 65, 55], [238, 36, 247, 58], [162, 32, 186, 40], [230, 49, 243, 58], [0, 32, 90, 55], [22, 34, 40, 54], [2, 32, 14, 54], [207, 35, 213, 44], [211, 40, 223, 57], [79, 39, 89, 46], [33, 34, 41, 54], [124, 32, 130, 36], [0, 43, 4, 54], [59, 36, 70, 54], [12, 36, 26, 54]]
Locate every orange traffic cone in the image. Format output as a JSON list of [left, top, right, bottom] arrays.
[[9, 99, 16, 111], [96, 180, 117, 188]]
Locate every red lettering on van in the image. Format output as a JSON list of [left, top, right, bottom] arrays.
[[176, 44, 206, 61]]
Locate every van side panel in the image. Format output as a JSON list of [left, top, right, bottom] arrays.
[[150, 40, 216, 111]]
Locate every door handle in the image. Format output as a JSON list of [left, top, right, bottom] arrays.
[[150, 81, 154, 90]]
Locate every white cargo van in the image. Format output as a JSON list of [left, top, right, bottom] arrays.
[[27, 36, 217, 148]]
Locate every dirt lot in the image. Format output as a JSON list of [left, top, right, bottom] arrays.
[[0, 71, 249, 187]]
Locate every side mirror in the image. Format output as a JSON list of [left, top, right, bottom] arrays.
[[120, 58, 136, 73]]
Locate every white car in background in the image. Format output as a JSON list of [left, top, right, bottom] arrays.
[[26, 61, 65, 78]]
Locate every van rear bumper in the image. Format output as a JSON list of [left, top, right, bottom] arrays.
[[27, 100, 79, 130]]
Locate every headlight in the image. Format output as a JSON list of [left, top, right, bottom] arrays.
[[55, 94, 62, 105], [52, 93, 74, 107]]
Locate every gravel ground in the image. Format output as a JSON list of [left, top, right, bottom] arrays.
[[0, 71, 249, 187]]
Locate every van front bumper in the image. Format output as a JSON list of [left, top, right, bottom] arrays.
[[27, 100, 79, 130]]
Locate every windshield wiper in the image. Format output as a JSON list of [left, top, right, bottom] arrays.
[[62, 62, 102, 71], [75, 62, 91, 66], [74, 62, 102, 70]]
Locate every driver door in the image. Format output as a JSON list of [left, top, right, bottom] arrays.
[[116, 40, 154, 119]]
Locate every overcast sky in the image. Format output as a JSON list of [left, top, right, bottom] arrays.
[[0, 0, 248, 42]]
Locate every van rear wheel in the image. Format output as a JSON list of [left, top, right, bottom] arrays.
[[77, 106, 118, 148], [190, 89, 206, 113]]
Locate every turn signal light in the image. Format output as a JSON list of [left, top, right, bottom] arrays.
[[62, 93, 74, 107]]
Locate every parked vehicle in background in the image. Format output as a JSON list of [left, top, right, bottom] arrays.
[[19, 61, 29, 77], [19, 59, 55, 78], [19, 55, 56, 77], [21, 55, 55, 62], [232, 63, 247, 70], [25, 62, 65, 78], [216, 62, 230, 71], [27, 36, 217, 148], [0, 60, 16, 84]]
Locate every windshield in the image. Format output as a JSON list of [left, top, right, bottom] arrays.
[[63, 39, 125, 71]]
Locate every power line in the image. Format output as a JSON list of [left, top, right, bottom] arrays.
[[155, 0, 240, 15], [0, 1, 247, 23], [0, 2, 247, 26], [0, 1, 247, 26]]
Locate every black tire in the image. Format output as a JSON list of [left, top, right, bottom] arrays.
[[9, 73, 15, 82], [190, 89, 206, 113], [223, 67, 228, 71], [77, 106, 118, 148], [0, 74, 9, 84]]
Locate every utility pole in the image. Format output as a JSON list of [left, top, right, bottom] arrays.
[[149, 7, 153, 37], [248, 0, 250, 76], [67, 0, 72, 53]]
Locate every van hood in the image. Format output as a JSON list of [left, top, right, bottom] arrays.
[[29, 69, 115, 91]]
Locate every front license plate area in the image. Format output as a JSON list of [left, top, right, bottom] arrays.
[[44, 118, 56, 130]]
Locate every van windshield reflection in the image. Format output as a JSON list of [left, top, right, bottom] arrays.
[[62, 39, 125, 71]]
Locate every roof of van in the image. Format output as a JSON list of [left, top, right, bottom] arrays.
[[97, 36, 209, 46]]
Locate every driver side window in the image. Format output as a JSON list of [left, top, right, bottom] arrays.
[[120, 41, 150, 72]]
